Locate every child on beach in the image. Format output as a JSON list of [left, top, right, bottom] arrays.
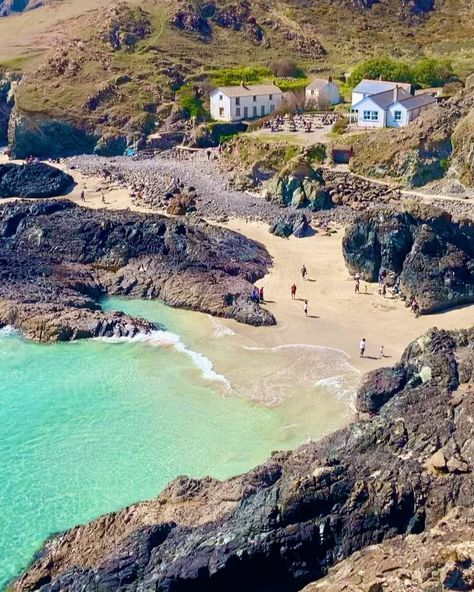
[[360, 338, 366, 357], [291, 284, 297, 299]]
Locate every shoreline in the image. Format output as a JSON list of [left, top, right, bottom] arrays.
[[2, 153, 473, 375]]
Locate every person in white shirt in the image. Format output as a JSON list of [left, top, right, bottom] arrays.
[[360, 338, 366, 357]]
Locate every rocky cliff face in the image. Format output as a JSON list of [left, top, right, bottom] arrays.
[[303, 506, 474, 592], [12, 326, 474, 592], [0, 199, 274, 341], [343, 206, 474, 313]]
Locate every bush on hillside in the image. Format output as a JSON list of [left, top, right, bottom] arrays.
[[177, 85, 208, 120], [332, 117, 349, 135], [269, 58, 303, 78], [209, 66, 270, 87], [349, 56, 455, 89], [349, 57, 414, 87], [412, 58, 453, 87]]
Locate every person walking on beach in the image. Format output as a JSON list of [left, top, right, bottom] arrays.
[[304, 300, 308, 316], [100, 191, 106, 204], [301, 265, 307, 280], [379, 345, 384, 359], [80, 190, 85, 202], [206, 149, 211, 161], [259, 286, 264, 303], [359, 338, 366, 358], [291, 283, 297, 299], [355, 278, 360, 294]]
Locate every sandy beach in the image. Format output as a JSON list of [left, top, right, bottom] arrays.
[[1, 153, 473, 375], [54, 161, 474, 374]]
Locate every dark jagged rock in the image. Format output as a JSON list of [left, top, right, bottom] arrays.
[[269, 212, 310, 238], [302, 506, 474, 592], [0, 199, 275, 341], [12, 327, 474, 592], [343, 206, 474, 314], [0, 162, 74, 198]]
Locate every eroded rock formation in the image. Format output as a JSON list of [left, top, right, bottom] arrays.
[[0, 199, 274, 341], [343, 206, 474, 313], [12, 327, 474, 592]]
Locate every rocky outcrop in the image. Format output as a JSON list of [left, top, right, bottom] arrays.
[[12, 327, 474, 592], [0, 162, 73, 198], [264, 158, 332, 210], [0, 199, 274, 341], [303, 506, 474, 592], [343, 206, 474, 313], [98, 3, 152, 51], [269, 211, 310, 238]]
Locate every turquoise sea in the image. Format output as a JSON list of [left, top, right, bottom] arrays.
[[0, 298, 358, 588]]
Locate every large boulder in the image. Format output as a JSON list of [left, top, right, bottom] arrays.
[[343, 206, 474, 314], [264, 157, 332, 210], [0, 162, 74, 198], [269, 211, 310, 238]]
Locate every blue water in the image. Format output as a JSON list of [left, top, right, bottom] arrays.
[[0, 298, 356, 587]]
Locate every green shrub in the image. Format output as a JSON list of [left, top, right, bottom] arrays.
[[349, 56, 455, 90], [332, 117, 349, 135], [275, 77, 308, 92], [305, 143, 326, 163], [349, 57, 414, 87], [413, 58, 453, 88], [177, 85, 208, 119], [209, 66, 271, 87]]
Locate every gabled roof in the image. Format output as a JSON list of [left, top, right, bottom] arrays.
[[397, 93, 437, 111], [353, 79, 412, 95], [353, 87, 411, 110], [307, 78, 334, 90], [212, 84, 282, 98]]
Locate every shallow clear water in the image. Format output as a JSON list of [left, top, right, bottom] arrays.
[[0, 298, 358, 588]]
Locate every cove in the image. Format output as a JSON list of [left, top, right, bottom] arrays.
[[0, 298, 356, 588]]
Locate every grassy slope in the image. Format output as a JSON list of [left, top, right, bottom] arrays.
[[0, 0, 473, 140]]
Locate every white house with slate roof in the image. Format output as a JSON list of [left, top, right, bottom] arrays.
[[305, 77, 341, 107], [351, 82, 436, 128], [210, 83, 283, 122]]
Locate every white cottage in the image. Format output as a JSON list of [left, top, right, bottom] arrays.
[[305, 77, 340, 107], [352, 86, 436, 128], [210, 83, 283, 122]]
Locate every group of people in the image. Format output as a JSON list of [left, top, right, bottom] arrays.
[[249, 286, 264, 304]]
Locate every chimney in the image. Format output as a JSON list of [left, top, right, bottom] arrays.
[[393, 85, 399, 102]]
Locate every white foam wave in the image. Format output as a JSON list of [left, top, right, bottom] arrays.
[[315, 375, 358, 409], [0, 325, 19, 338], [208, 316, 235, 338], [243, 343, 353, 360], [97, 330, 229, 385]]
